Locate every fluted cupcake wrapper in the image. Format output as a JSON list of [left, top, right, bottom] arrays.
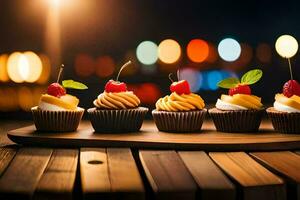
[[87, 107, 149, 133], [209, 108, 265, 133], [152, 109, 207, 133], [267, 107, 300, 134], [31, 107, 84, 132]]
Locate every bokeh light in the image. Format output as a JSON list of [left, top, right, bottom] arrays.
[[75, 54, 95, 77], [23, 51, 43, 83], [275, 35, 298, 58], [207, 70, 223, 90], [179, 68, 202, 92], [7, 52, 24, 83], [95, 56, 115, 78], [7, 52, 43, 83], [0, 54, 9, 82], [158, 39, 181, 64], [37, 54, 51, 84], [218, 38, 241, 62], [18, 87, 34, 111], [128, 83, 161, 104], [136, 41, 158, 65], [187, 39, 209, 63], [256, 43, 272, 63]]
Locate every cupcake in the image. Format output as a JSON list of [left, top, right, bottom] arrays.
[[32, 79, 87, 132], [267, 80, 300, 133], [152, 75, 206, 133], [209, 69, 264, 132], [88, 61, 148, 133]]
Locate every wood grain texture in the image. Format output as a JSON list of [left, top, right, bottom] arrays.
[[0, 147, 52, 199], [251, 151, 300, 200], [0, 146, 17, 176], [33, 149, 78, 200], [0, 120, 31, 146], [209, 152, 286, 200], [178, 151, 235, 200], [7, 121, 300, 151], [139, 150, 197, 200], [80, 148, 144, 200]]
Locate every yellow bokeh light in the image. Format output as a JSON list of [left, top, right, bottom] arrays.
[[275, 35, 298, 58], [7, 52, 24, 83], [18, 87, 34, 111], [37, 54, 51, 84], [0, 54, 9, 82], [158, 39, 181, 64], [7, 52, 43, 83], [24, 51, 43, 83]]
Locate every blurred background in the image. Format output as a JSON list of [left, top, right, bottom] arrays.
[[0, 0, 299, 119]]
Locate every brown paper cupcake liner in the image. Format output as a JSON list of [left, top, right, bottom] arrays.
[[267, 107, 300, 134], [87, 107, 149, 133], [152, 109, 207, 133], [209, 108, 265, 133], [31, 106, 84, 132]]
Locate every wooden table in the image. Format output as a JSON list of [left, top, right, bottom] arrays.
[[1, 120, 300, 200]]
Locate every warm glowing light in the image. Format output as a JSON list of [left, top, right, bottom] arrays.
[[7, 52, 43, 83], [0, 54, 9, 82], [18, 87, 34, 111], [275, 35, 298, 58], [7, 52, 24, 83], [18, 54, 30, 81], [187, 39, 209, 63], [136, 41, 158, 65], [37, 54, 51, 84], [49, 0, 61, 8], [158, 39, 181, 64], [218, 38, 241, 62], [24, 52, 43, 82]]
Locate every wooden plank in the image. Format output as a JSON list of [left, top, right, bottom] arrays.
[[0, 120, 31, 146], [251, 151, 300, 200], [0, 146, 17, 176], [178, 151, 235, 200], [8, 121, 300, 151], [80, 148, 144, 200], [209, 152, 286, 200], [139, 150, 197, 200], [33, 149, 78, 200], [0, 147, 52, 199]]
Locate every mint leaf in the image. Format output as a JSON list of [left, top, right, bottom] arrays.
[[241, 69, 263, 85], [62, 80, 88, 90], [217, 77, 240, 89]]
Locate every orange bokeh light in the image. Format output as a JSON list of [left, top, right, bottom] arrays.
[[75, 54, 95, 77], [96, 56, 115, 78], [256, 43, 272, 63], [187, 39, 209, 63]]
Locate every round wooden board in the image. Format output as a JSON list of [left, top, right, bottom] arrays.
[[7, 120, 300, 151]]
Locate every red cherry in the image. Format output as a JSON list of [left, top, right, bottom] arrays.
[[170, 80, 191, 95], [47, 83, 66, 97], [229, 84, 251, 96], [105, 79, 127, 93], [283, 80, 300, 97]]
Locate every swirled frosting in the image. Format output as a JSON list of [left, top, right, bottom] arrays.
[[155, 92, 205, 111], [93, 91, 140, 109], [216, 94, 263, 110], [273, 94, 300, 113]]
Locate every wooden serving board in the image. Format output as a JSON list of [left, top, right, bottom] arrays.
[[7, 120, 300, 151]]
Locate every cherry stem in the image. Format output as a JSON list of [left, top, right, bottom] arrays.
[[168, 73, 174, 82], [287, 58, 293, 80], [177, 69, 180, 81], [56, 64, 64, 83], [116, 60, 131, 82]]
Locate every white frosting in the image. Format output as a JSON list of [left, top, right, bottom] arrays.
[[215, 99, 248, 110], [274, 101, 300, 113], [38, 101, 67, 111]]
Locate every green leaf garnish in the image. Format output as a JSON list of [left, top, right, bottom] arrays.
[[217, 77, 240, 89], [62, 80, 88, 90], [241, 69, 263, 85]]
